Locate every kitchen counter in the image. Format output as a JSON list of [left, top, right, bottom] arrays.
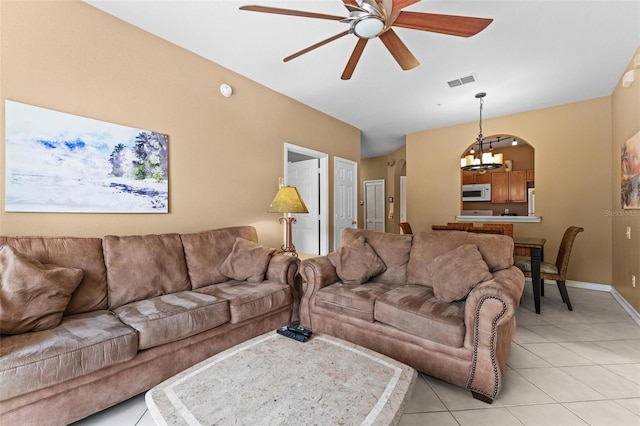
[[455, 215, 542, 223]]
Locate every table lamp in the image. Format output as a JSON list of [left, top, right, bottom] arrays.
[[268, 186, 309, 256]]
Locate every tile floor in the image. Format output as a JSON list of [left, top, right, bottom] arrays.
[[73, 283, 640, 426]]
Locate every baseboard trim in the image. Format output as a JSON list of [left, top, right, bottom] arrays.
[[524, 278, 640, 326]]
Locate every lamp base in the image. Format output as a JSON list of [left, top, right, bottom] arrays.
[[279, 216, 298, 257]]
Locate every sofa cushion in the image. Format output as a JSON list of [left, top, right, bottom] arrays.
[[374, 285, 466, 347], [219, 238, 276, 283], [113, 291, 230, 349], [195, 280, 291, 324], [103, 233, 191, 309], [327, 235, 386, 285], [408, 231, 513, 286], [0, 245, 83, 334], [0, 236, 108, 315], [0, 310, 137, 401], [429, 244, 493, 302], [314, 282, 395, 322], [340, 228, 412, 285], [181, 226, 259, 289]]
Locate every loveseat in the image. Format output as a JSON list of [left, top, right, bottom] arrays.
[[299, 228, 524, 403], [0, 226, 298, 425]]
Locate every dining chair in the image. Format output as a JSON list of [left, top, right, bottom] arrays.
[[515, 226, 584, 311], [399, 222, 413, 235], [481, 223, 513, 237]]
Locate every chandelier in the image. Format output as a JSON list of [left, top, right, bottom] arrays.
[[460, 92, 503, 171]]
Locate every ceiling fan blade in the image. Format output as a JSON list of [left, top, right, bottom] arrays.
[[378, 29, 419, 70], [392, 0, 421, 12], [342, 38, 368, 80], [239, 5, 344, 21], [392, 11, 493, 37], [284, 31, 350, 62]]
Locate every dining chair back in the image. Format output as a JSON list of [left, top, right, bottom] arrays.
[[515, 226, 584, 311], [399, 222, 413, 235]]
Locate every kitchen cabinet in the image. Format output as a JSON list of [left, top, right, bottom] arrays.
[[462, 172, 492, 185], [527, 169, 535, 182], [491, 171, 527, 203]]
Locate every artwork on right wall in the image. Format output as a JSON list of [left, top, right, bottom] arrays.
[[621, 130, 640, 209]]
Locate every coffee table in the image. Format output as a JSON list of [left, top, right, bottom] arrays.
[[146, 331, 417, 425]]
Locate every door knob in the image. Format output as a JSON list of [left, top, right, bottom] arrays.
[[351, 221, 357, 225]]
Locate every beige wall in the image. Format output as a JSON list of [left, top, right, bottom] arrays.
[[407, 97, 613, 287], [0, 1, 360, 250], [611, 46, 640, 312]]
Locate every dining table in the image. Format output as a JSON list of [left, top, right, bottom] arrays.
[[513, 237, 546, 314]]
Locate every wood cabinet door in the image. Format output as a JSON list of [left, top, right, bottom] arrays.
[[491, 172, 509, 203], [509, 171, 527, 202], [462, 173, 476, 185], [476, 173, 492, 184], [526, 169, 535, 182]]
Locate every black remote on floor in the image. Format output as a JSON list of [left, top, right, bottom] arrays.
[[287, 324, 312, 338], [277, 327, 308, 342]]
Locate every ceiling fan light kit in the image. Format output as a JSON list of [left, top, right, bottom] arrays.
[[239, 0, 493, 80]]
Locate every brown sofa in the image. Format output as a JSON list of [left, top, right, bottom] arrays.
[[299, 228, 524, 403], [0, 226, 298, 425]]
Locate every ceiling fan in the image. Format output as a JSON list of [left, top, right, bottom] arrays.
[[240, 0, 493, 80]]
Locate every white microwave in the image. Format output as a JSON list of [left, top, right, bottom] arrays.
[[462, 184, 491, 201]]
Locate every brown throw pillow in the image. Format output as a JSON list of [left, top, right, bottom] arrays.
[[219, 238, 276, 283], [429, 244, 492, 302], [328, 235, 386, 285], [0, 245, 83, 334]]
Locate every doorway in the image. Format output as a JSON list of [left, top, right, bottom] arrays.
[[364, 179, 385, 231], [284, 143, 329, 255]]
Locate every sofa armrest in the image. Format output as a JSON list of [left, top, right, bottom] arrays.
[[265, 254, 299, 287], [298, 257, 339, 327], [299, 257, 339, 295], [463, 266, 524, 401], [464, 266, 524, 329]]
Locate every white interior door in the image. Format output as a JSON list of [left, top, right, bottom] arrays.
[[287, 158, 320, 255], [334, 157, 357, 249], [364, 179, 385, 231]]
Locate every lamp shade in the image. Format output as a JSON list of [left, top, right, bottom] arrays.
[[268, 186, 309, 214]]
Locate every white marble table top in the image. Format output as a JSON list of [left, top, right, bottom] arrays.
[[146, 331, 417, 426]]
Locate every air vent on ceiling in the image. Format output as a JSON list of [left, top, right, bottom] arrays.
[[447, 73, 477, 88]]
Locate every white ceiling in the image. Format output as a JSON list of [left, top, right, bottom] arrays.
[[84, 0, 640, 158]]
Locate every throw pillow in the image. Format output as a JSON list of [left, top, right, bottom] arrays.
[[327, 235, 386, 285], [429, 244, 493, 302], [219, 238, 276, 283], [0, 245, 84, 334]]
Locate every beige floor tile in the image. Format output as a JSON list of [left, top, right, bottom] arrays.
[[595, 340, 640, 362], [135, 410, 156, 426], [497, 370, 555, 406], [520, 342, 593, 367], [71, 393, 147, 426], [398, 411, 459, 426], [614, 398, 640, 416], [603, 363, 640, 386], [506, 343, 552, 369], [507, 403, 588, 426], [559, 341, 636, 364], [561, 365, 640, 399], [524, 324, 603, 342], [564, 400, 640, 426], [516, 367, 606, 402], [403, 374, 447, 413], [452, 407, 523, 425], [424, 375, 504, 410], [514, 327, 551, 344]]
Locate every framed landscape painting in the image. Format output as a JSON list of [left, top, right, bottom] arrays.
[[4, 100, 168, 213], [621, 130, 640, 209]]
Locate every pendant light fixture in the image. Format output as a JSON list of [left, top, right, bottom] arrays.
[[460, 92, 504, 171]]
